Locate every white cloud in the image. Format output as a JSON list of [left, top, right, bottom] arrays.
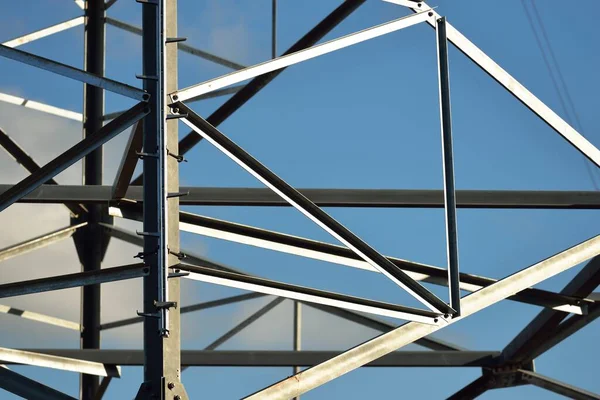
[[0, 103, 148, 344]]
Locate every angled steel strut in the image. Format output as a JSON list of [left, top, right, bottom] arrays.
[[175, 102, 453, 316]]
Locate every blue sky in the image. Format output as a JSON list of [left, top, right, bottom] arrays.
[[0, 0, 599, 398]]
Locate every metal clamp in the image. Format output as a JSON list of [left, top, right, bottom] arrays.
[[166, 37, 187, 44], [136, 151, 159, 159], [136, 231, 160, 237], [154, 301, 178, 310], [167, 149, 187, 163], [136, 74, 158, 81], [167, 191, 189, 199], [168, 249, 187, 260], [166, 113, 188, 120]]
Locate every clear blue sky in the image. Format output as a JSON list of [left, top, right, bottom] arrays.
[[0, 0, 599, 398]]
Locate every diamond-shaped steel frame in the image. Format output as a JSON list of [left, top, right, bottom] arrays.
[[0, 0, 598, 399]]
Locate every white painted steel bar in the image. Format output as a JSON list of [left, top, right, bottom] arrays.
[[171, 10, 433, 102], [175, 219, 583, 314], [109, 205, 587, 314], [385, 0, 600, 168], [178, 110, 451, 315], [2, 17, 85, 48], [0, 45, 147, 101], [245, 234, 600, 399], [181, 265, 442, 325], [0, 223, 86, 263], [0, 304, 80, 331], [0, 92, 82, 121], [0, 347, 120, 377]]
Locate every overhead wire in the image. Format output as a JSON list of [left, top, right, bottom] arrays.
[[521, 0, 600, 190]]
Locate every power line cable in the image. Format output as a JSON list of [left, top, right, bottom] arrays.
[[521, 0, 599, 190]]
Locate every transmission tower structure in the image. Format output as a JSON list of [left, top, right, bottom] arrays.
[[0, 0, 598, 399]]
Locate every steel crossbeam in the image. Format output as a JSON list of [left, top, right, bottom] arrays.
[[0, 1, 597, 398], [170, 11, 432, 103], [0, 102, 148, 212], [245, 234, 600, 398], [177, 103, 452, 315]]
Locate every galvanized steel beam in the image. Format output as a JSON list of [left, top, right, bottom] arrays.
[[244, 234, 600, 399], [0, 102, 148, 212]]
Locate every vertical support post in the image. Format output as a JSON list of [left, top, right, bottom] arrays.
[[79, 0, 105, 398], [271, 0, 277, 59], [436, 16, 461, 315], [137, 0, 188, 399], [292, 301, 301, 400]]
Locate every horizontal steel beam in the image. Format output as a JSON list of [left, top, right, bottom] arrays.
[[0, 304, 80, 331], [0, 366, 76, 400], [0, 102, 148, 212], [171, 10, 432, 102], [0, 223, 86, 263], [109, 204, 588, 314], [8, 185, 600, 209], [178, 104, 452, 315], [0, 263, 148, 298], [0, 45, 147, 101], [178, 263, 442, 324], [0, 347, 120, 377], [10, 349, 501, 367], [104, 17, 245, 70], [245, 234, 600, 399], [102, 222, 461, 352], [519, 370, 600, 400], [177, 210, 588, 313], [0, 128, 87, 216]]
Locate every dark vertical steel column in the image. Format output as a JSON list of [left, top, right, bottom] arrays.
[[436, 16, 461, 316], [292, 301, 301, 400], [137, 0, 187, 398], [271, 0, 277, 58], [80, 0, 105, 398]]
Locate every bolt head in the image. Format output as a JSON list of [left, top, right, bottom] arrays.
[[168, 382, 175, 390], [174, 395, 181, 400]]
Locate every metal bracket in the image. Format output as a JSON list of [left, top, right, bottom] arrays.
[[167, 191, 189, 199], [166, 113, 188, 120], [134, 246, 159, 260], [167, 149, 187, 163], [136, 151, 159, 159], [168, 250, 187, 260], [166, 37, 187, 44], [136, 74, 159, 81], [136, 231, 160, 237], [136, 311, 161, 318], [154, 300, 178, 310], [168, 271, 190, 278]]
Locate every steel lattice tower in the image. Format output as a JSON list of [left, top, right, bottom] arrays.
[[0, 1, 598, 399]]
